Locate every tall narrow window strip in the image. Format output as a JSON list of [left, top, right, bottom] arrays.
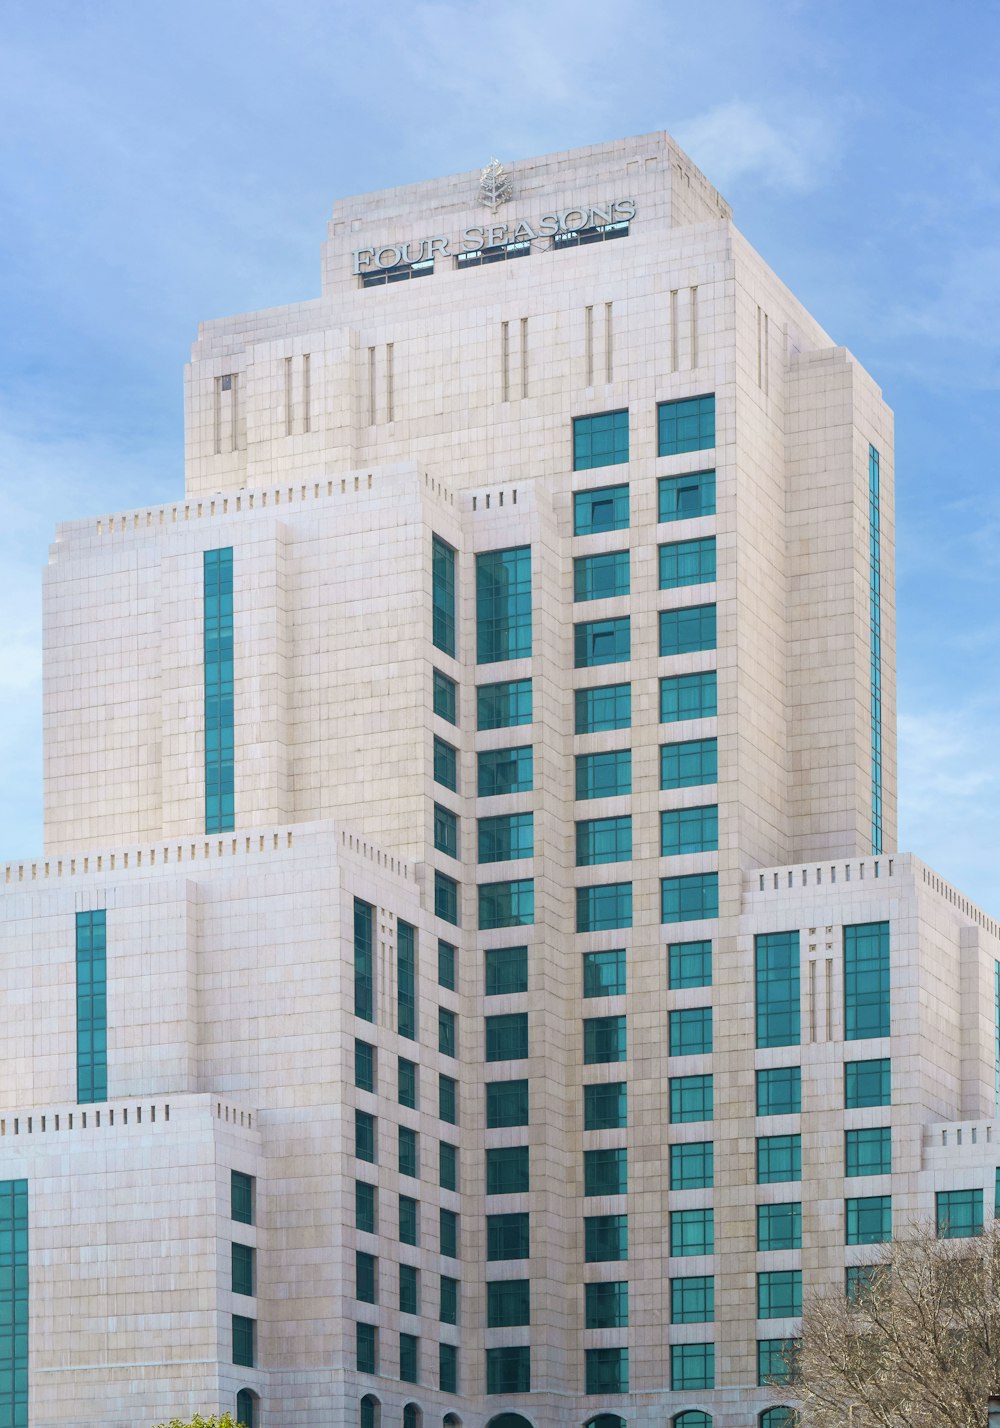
[[76, 909, 107, 1104], [0, 1181, 27, 1428], [432, 535, 457, 656], [844, 921, 890, 1040], [755, 931, 801, 1049], [354, 899, 374, 1022], [476, 547, 532, 663], [398, 922, 417, 1040], [204, 547, 234, 833], [869, 445, 883, 853]]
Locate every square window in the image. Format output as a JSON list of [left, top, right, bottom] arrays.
[[585, 1279, 628, 1328], [670, 1341, 715, 1390], [584, 1146, 627, 1196], [486, 1344, 531, 1394], [757, 1269, 802, 1318], [756, 1066, 801, 1117], [670, 1074, 713, 1124], [577, 816, 632, 866], [585, 1213, 628, 1261], [845, 1058, 891, 1108], [573, 483, 630, 534], [573, 411, 629, 471], [660, 536, 716, 588], [577, 882, 632, 932], [574, 551, 630, 602], [586, 1345, 628, 1394], [671, 1274, 714, 1322], [584, 948, 626, 998], [660, 603, 716, 656], [486, 1012, 529, 1062], [584, 1014, 627, 1064], [669, 1006, 712, 1056], [575, 616, 631, 667], [845, 1127, 891, 1177], [487, 1211, 529, 1261], [662, 804, 718, 855], [669, 1140, 714, 1190], [668, 940, 712, 989], [486, 1145, 530, 1195], [758, 1337, 799, 1386], [575, 682, 631, 732], [486, 1078, 529, 1128], [845, 1264, 884, 1302], [479, 813, 534, 863], [584, 1081, 627, 1130], [757, 1134, 801, 1184], [662, 873, 718, 924], [478, 745, 533, 796], [576, 748, 631, 799], [757, 1202, 802, 1251], [659, 469, 716, 522], [846, 1195, 891, 1245], [477, 678, 533, 730], [660, 670, 717, 722], [487, 1278, 530, 1327], [658, 396, 716, 456], [936, 1188, 983, 1239], [661, 738, 718, 789], [670, 1207, 714, 1257], [485, 945, 528, 996]]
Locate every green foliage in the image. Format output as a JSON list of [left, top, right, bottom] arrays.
[[152, 1416, 239, 1428]]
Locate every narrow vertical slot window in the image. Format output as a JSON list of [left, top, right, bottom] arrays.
[[204, 547, 234, 833], [76, 910, 107, 1104]]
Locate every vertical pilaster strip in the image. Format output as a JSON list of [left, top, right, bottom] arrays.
[[76, 909, 107, 1104], [0, 1179, 28, 1428], [204, 547, 235, 833], [869, 445, 883, 853]]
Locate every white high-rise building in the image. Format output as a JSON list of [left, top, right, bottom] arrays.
[[2, 132, 999, 1428]]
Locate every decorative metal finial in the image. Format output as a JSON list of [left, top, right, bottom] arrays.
[[480, 158, 513, 211]]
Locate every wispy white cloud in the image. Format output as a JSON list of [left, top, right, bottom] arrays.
[[674, 98, 843, 192]]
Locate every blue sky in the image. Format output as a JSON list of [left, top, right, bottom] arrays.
[[1, 0, 998, 908]]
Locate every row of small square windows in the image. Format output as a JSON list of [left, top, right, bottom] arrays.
[[434, 673, 716, 732]]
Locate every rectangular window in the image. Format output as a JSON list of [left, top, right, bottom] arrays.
[[0, 1181, 26, 1428], [434, 736, 458, 792], [586, 1346, 628, 1395], [846, 1264, 884, 1303], [671, 1274, 714, 1323], [486, 1146, 530, 1195], [487, 1279, 530, 1327], [573, 484, 630, 535], [439, 1141, 458, 1192], [659, 468, 716, 522], [486, 1079, 529, 1128], [398, 1057, 417, 1109], [479, 880, 534, 930], [845, 1127, 891, 1177], [438, 1007, 456, 1058], [936, 1189, 983, 1239], [758, 1338, 799, 1386], [399, 1194, 419, 1246], [661, 804, 718, 855], [756, 931, 801, 1049], [440, 1207, 459, 1258], [355, 1039, 376, 1093], [757, 1134, 801, 1184], [355, 1110, 376, 1163], [432, 668, 457, 724], [398, 921, 417, 1036], [355, 1249, 377, 1304], [758, 1269, 802, 1319], [204, 547, 234, 833], [477, 745, 533, 797], [575, 682, 631, 733], [670, 1074, 713, 1124], [575, 616, 630, 667], [399, 1264, 419, 1315], [440, 1275, 459, 1324], [438, 940, 456, 991], [439, 1074, 458, 1124], [354, 898, 374, 1022], [845, 1058, 891, 1108], [399, 1331, 419, 1383], [432, 535, 457, 656], [661, 670, 717, 722], [477, 678, 532, 730], [669, 1006, 713, 1057], [577, 883, 632, 932], [485, 945, 528, 996], [584, 1081, 627, 1130], [574, 551, 630, 602], [668, 940, 712, 989], [355, 1181, 376, 1235], [576, 748, 631, 799], [585, 1213, 628, 1262], [232, 1170, 254, 1225], [670, 1208, 714, 1257], [584, 948, 626, 998], [476, 547, 532, 663], [356, 1321, 377, 1375], [486, 1344, 531, 1394], [233, 1313, 255, 1368], [584, 1146, 627, 1197], [669, 1141, 714, 1190], [671, 1342, 715, 1391], [757, 1202, 802, 1251], [486, 1012, 529, 1062], [479, 813, 534, 863], [586, 1280, 628, 1328], [659, 603, 716, 656], [756, 1066, 801, 1117], [658, 395, 716, 455], [487, 1212, 529, 1261], [434, 803, 459, 858], [584, 1014, 627, 1064], [399, 1125, 419, 1179], [845, 921, 890, 1040], [573, 411, 629, 471], [577, 816, 632, 866], [661, 738, 718, 789], [76, 909, 107, 1104], [435, 872, 459, 926], [662, 873, 719, 923], [660, 536, 717, 588]]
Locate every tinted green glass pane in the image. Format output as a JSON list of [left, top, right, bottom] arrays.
[[434, 871, 459, 926], [757, 1270, 802, 1318], [574, 412, 629, 471], [356, 1322, 377, 1374], [661, 804, 718, 855], [479, 880, 534, 930], [232, 1170, 254, 1225], [439, 1207, 459, 1257], [662, 874, 718, 924], [434, 803, 459, 858], [477, 547, 532, 663], [584, 1147, 627, 1196], [204, 548, 235, 833], [660, 603, 716, 656], [659, 469, 716, 521], [670, 1074, 713, 1124], [439, 1340, 458, 1392], [670, 1342, 715, 1390], [479, 813, 534, 863], [233, 1314, 255, 1368], [354, 1039, 375, 1093], [486, 1344, 531, 1394], [758, 1338, 799, 1386], [660, 670, 717, 722], [399, 1194, 419, 1245], [844, 921, 890, 1040], [486, 1079, 529, 1128], [577, 883, 632, 932], [577, 816, 632, 865], [586, 1346, 628, 1394], [485, 1012, 529, 1062], [669, 1141, 713, 1189], [439, 1142, 458, 1191], [585, 1213, 628, 1262], [438, 940, 456, 990], [660, 536, 716, 588], [399, 1330, 419, 1382], [584, 1015, 626, 1064], [478, 745, 533, 796], [671, 1274, 714, 1322], [756, 931, 801, 1049], [756, 1066, 801, 1117], [439, 1074, 457, 1124], [399, 1263, 419, 1316], [354, 898, 374, 1022], [440, 1275, 459, 1323], [669, 1007, 712, 1056], [573, 483, 630, 534], [584, 949, 626, 998], [399, 1126, 419, 1179], [487, 1278, 530, 1327], [658, 396, 716, 456], [486, 1145, 529, 1195], [757, 1134, 801, 1183], [438, 1007, 456, 1058], [757, 1203, 802, 1251], [485, 946, 528, 996], [433, 668, 457, 724], [846, 1264, 885, 1302], [575, 617, 630, 667], [845, 1127, 891, 1177], [576, 749, 631, 798], [355, 1180, 376, 1234], [670, 1208, 714, 1257], [477, 678, 532, 730], [845, 1058, 891, 1108], [759, 1410, 797, 1428], [355, 1109, 376, 1163], [585, 1280, 628, 1328], [355, 1249, 377, 1304], [574, 551, 630, 602], [584, 1081, 627, 1130], [0, 1179, 27, 1424], [76, 909, 107, 1104], [432, 535, 457, 656], [936, 1189, 983, 1239], [575, 682, 631, 732], [661, 738, 718, 789], [434, 736, 458, 791], [398, 920, 417, 1034], [487, 1212, 528, 1260], [669, 940, 712, 989], [398, 1057, 417, 1108]]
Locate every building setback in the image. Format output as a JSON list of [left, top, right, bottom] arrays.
[[2, 131, 998, 1428]]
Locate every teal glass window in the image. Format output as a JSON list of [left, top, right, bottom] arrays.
[[670, 1208, 714, 1257], [354, 1039, 375, 1093], [479, 813, 534, 863], [433, 736, 458, 791], [486, 1012, 529, 1062], [757, 1134, 801, 1184], [661, 670, 717, 722], [756, 1066, 801, 1117], [661, 804, 718, 855], [399, 1125, 419, 1179], [669, 1007, 712, 1056], [586, 1280, 628, 1328], [354, 898, 374, 1022], [661, 738, 718, 789], [756, 931, 801, 1049], [355, 1249, 376, 1303], [432, 535, 457, 656], [671, 1274, 714, 1322], [670, 1074, 713, 1123], [355, 1180, 376, 1234], [574, 551, 630, 602], [204, 547, 234, 834], [477, 678, 532, 730], [574, 411, 629, 471], [356, 1322, 377, 1374], [577, 883, 632, 931], [670, 1342, 715, 1390], [439, 1074, 457, 1124], [845, 1127, 891, 1177], [399, 1330, 419, 1383], [478, 745, 533, 796], [399, 1264, 419, 1315], [439, 1141, 458, 1191], [584, 1015, 627, 1064], [759, 1411, 797, 1428], [846, 1264, 884, 1302], [355, 1109, 376, 1163], [575, 616, 630, 667], [660, 536, 716, 589], [577, 816, 632, 865], [584, 1146, 627, 1196], [845, 1058, 891, 1108], [0, 1179, 27, 1428], [659, 468, 716, 521], [486, 1079, 529, 1128], [757, 1270, 802, 1319], [937, 1188, 983, 1239], [439, 1342, 459, 1394], [435, 872, 459, 926], [845, 921, 890, 1040], [586, 1346, 628, 1394], [584, 949, 626, 998], [584, 1081, 627, 1130], [576, 749, 631, 799], [438, 939, 456, 991], [398, 1057, 417, 1109], [757, 1202, 802, 1251], [486, 1145, 529, 1195], [758, 1338, 799, 1386], [485, 945, 528, 996], [438, 1007, 456, 1058], [476, 547, 532, 663], [869, 444, 883, 854], [440, 1207, 459, 1257], [575, 682, 631, 732], [434, 803, 459, 858], [585, 1213, 628, 1261], [669, 940, 712, 989], [662, 873, 719, 923], [486, 1344, 531, 1394], [232, 1170, 254, 1225], [76, 909, 107, 1104], [487, 1211, 528, 1260], [398, 921, 417, 1036], [433, 668, 457, 724], [236, 1388, 256, 1428], [673, 1414, 713, 1428], [658, 395, 716, 455], [487, 1278, 530, 1327], [660, 603, 716, 656], [670, 1141, 714, 1190], [479, 880, 534, 930], [399, 1194, 419, 1246], [440, 1274, 459, 1323], [233, 1314, 255, 1368]]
